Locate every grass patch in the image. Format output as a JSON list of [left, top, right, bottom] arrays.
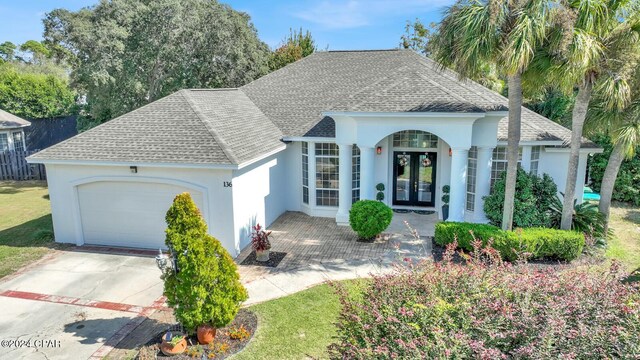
[[607, 203, 640, 281], [0, 181, 54, 278], [231, 280, 366, 360]]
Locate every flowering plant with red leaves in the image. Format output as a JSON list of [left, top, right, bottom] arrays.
[[329, 231, 640, 359], [250, 223, 271, 252]]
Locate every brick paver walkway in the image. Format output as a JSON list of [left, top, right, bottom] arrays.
[[237, 212, 395, 270]]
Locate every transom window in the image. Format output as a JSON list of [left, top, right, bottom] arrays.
[[392, 130, 438, 148], [315, 143, 339, 206], [466, 146, 477, 211]]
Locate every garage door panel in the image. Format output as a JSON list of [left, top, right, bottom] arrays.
[[77, 181, 204, 249]]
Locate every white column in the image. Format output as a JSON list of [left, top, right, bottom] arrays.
[[521, 146, 532, 172], [336, 143, 353, 225], [448, 147, 469, 222], [474, 146, 494, 223], [359, 146, 375, 200]]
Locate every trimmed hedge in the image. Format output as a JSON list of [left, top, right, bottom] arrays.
[[349, 200, 393, 239], [435, 222, 585, 261]]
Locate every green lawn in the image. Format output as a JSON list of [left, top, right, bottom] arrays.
[[606, 202, 640, 280], [232, 280, 366, 360], [0, 181, 55, 278]]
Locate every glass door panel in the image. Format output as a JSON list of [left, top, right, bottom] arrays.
[[417, 153, 434, 205], [394, 153, 412, 202]]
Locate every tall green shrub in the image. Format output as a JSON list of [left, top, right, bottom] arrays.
[[163, 193, 247, 332], [483, 168, 557, 228]]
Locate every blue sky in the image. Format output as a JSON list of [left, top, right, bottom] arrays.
[[0, 0, 454, 50]]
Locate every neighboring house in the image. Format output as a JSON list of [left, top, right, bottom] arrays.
[[0, 109, 30, 152], [28, 50, 602, 256]]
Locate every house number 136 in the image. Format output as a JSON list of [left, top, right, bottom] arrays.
[[223, 181, 232, 187]]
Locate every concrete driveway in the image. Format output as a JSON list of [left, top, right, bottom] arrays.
[[0, 249, 164, 360]]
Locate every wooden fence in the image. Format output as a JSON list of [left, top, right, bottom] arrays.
[[0, 150, 46, 181]]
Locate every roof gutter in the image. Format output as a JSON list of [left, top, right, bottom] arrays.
[[322, 111, 490, 118]]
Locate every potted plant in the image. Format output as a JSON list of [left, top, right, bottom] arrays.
[[376, 183, 385, 201], [251, 223, 272, 262], [160, 331, 187, 356], [197, 324, 216, 345], [441, 185, 450, 221]]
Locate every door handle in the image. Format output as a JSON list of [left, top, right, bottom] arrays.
[[414, 181, 417, 192]]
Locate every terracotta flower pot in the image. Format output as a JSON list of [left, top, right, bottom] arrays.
[[256, 249, 270, 262], [160, 332, 187, 356], [197, 324, 216, 345]]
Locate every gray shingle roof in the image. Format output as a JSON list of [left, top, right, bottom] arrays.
[[29, 89, 283, 165], [0, 109, 31, 129], [243, 49, 594, 147], [31, 49, 596, 165]]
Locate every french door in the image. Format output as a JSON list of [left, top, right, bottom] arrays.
[[392, 151, 437, 207]]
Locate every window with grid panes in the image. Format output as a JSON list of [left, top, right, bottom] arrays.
[[315, 143, 339, 206], [302, 142, 309, 204], [466, 146, 477, 211], [352, 145, 360, 204], [392, 130, 438, 148], [491, 146, 522, 188]]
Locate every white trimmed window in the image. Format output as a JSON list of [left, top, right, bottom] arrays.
[[12, 131, 24, 151], [466, 146, 477, 211], [491, 146, 522, 188], [302, 142, 309, 204], [315, 143, 339, 206], [0, 133, 7, 151], [392, 130, 438, 148], [352, 145, 360, 204], [530, 146, 541, 176]]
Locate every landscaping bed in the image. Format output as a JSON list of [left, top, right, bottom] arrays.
[[137, 309, 257, 359]]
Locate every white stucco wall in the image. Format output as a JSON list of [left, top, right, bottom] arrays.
[[537, 149, 589, 203], [231, 146, 292, 253], [44, 163, 237, 254]]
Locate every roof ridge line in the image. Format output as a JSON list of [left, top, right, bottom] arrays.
[[179, 89, 238, 164]]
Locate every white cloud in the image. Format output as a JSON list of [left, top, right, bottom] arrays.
[[292, 0, 452, 29]]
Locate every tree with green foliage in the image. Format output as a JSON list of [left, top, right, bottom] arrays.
[[431, 0, 551, 230], [43, 0, 270, 130], [268, 28, 316, 71], [0, 63, 76, 119], [163, 193, 247, 333], [0, 42, 16, 63], [484, 168, 558, 229], [526, 0, 640, 230], [18, 40, 51, 64]]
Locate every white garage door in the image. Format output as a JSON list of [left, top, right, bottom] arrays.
[[77, 181, 205, 249]]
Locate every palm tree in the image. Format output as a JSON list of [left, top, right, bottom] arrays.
[[548, 0, 640, 230], [431, 0, 550, 230], [587, 65, 640, 233]]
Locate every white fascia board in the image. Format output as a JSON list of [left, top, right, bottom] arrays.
[[282, 136, 336, 142], [322, 111, 487, 119], [27, 145, 288, 170], [497, 140, 566, 146], [25, 158, 239, 169], [544, 147, 604, 154]]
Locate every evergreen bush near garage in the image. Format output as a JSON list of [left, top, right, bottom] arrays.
[[349, 200, 393, 239], [163, 193, 248, 333], [435, 222, 585, 261], [483, 169, 557, 228]]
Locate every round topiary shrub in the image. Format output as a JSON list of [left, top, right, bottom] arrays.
[[163, 193, 248, 333], [349, 200, 393, 239]]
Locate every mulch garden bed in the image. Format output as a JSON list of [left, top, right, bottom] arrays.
[[136, 309, 258, 359], [240, 251, 287, 267]]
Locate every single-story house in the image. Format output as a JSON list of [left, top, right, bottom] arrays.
[[28, 49, 601, 256], [0, 109, 30, 152]]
